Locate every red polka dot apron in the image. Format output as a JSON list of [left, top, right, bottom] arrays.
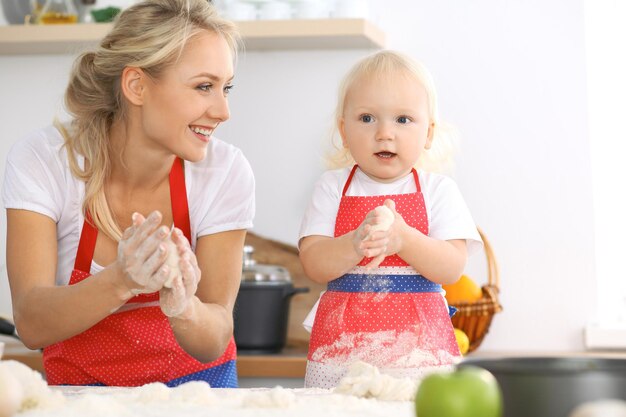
[[305, 165, 460, 388], [43, 158, 238, 387]]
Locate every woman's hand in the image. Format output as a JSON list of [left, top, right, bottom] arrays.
[[159, 228, 201, 318], [116, 211, 171, 296]]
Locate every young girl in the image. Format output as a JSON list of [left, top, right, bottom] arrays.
[[298, 51, 482, 388]]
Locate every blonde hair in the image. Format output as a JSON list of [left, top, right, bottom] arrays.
[[57, 0, 240, 241], [327, 50, 457, 174]]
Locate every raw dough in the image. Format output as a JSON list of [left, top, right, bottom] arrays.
[[0, 360, 65, 413], [0, 364, 22, 417], [170, 381, 217, 405], [163, 238, 182, 289], [19, 382, 416, 416], [368, 205, 394, 233], [334, 362, 418, 402], [133, 382, 171, 403]]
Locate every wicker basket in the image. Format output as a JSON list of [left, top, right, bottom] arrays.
[[451, 228, 502, 353]]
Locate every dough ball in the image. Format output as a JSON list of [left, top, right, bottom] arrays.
[[334, 361, 417, 402], [133, 382, 171, 403], [163, 238, 182, 289], [369, 205, 394, 233], [0, 364, 22, 417], [0, 360, 64, 412], [172, 381, 217, 405]]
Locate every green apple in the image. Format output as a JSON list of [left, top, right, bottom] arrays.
[[415, 366, 503, 417]]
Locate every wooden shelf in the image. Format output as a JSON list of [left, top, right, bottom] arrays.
[[0, 19, 385, 55]]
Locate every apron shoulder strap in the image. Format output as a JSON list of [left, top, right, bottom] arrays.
[[341, 165, 359, 196], [411, 168, 421, 192], [169, 157, 192, 243], [74, 211, 98, 272]]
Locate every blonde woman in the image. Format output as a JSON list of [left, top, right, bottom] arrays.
[[2, 0, 254, 387], [298, 51, 482, 388]]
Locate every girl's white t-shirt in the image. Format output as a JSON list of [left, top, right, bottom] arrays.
[[2, 125, 255, 286], [298, 167, 482, 254]]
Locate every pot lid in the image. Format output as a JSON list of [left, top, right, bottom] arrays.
[[242, 245, 292, 283]]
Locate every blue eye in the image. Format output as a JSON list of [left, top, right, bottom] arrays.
[[360, 114, 373, 123], [224, 84, 234, 95], [397, 116, 411, 124]]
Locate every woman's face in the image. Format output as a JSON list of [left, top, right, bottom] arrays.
[[140, 31, 234, 162]]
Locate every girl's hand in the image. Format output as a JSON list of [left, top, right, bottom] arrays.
[[364, 199, 410, 269], [353, 206, 392, 270], [159, 228, 201, 318], [116, 211, 171, 295], [381, 199, 410, 255]]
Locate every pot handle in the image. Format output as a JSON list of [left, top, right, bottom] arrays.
[[284, 287, 310, 298]]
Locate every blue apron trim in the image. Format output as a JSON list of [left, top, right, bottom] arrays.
[[166, 360, 238, 388], [328, 273, 442, 293], [73, 360, 239, 387], [448, 305, 458, 317]]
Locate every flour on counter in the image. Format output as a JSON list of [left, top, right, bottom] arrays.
[[241, 387, 296, 408]]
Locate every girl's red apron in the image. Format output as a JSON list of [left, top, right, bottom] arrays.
[[43, 158, 238, 387], [305, 165, 460, 388]]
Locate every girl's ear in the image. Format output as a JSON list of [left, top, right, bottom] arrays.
[[338, 117, 348, 147], [120, 67, 147, 106], [424, 121, 435, 149]]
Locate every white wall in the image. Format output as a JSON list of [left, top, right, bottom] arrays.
[[0, 0, 594, 351]]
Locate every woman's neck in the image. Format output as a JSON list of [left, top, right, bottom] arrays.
[[108, 118, 176, 192]]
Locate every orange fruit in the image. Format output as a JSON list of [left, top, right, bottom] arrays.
[[443, 274, 482, 304]]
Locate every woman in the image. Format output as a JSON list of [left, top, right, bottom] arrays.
[[2, 0, 254, 388]]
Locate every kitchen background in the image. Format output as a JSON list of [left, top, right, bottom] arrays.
[[0, 0, 624, 353]]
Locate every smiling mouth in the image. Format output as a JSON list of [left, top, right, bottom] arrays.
[[190, 125, 213, 141], [375, 151, 397, 159]]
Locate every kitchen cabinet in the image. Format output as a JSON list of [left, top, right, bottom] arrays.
[[0, 18, 385, 55]]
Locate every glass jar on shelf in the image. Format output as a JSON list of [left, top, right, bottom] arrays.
[[37, 0, 79, 24]]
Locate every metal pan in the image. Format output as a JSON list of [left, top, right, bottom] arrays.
[[460, 356, 626, 417]]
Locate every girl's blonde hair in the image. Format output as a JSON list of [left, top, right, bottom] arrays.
[[327, 50, 457, 174], [57, 0, 240, 241]]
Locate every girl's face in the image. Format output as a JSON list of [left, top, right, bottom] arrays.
[[339, 72, 434, 183], [140, 31, 234, 162]]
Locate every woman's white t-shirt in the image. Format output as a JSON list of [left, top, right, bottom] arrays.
[[2, 125, 255, 286], [298, 167, 482, 254]]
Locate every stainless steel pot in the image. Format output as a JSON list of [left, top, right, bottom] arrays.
[[233, 246, 309, 354], [459, 356, 626, 417]]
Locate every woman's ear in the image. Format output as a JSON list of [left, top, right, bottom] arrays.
[[120, 67, 147, 106], [425, 121, 435, 149]]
